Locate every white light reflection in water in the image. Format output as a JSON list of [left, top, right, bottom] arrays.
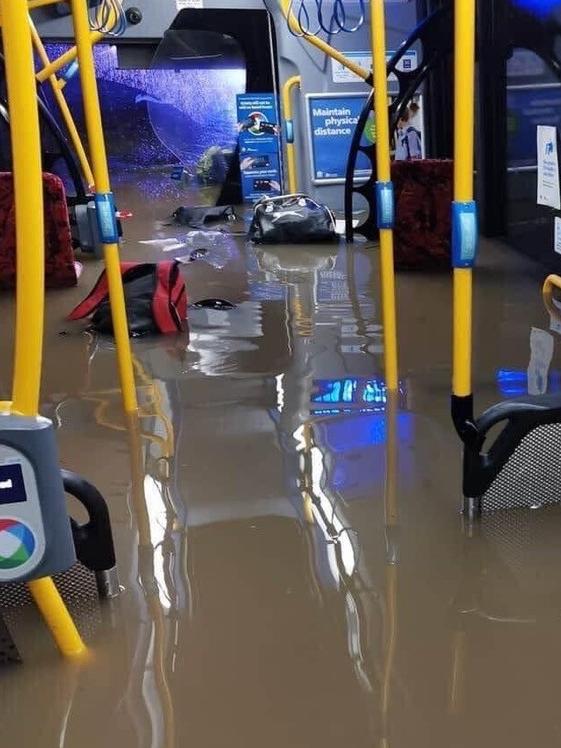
[[310, 446, 357, 579], [276, 374, 285, 413], [143, 475, 173, 611]]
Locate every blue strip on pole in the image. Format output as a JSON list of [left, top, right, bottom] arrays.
[[61, 60, 79, 83], [376, 181, 395, 229], [285, 120, 294, 144], [452, 201, 478, 268], [94, 193, 119, 244]]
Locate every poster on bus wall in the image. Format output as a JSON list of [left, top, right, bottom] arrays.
[[236, 93, 283, 202], [537, 124, 561, 209], [306, 92, 425, 184]]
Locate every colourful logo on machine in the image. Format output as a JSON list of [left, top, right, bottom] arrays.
[[0, 519, 35, 570]]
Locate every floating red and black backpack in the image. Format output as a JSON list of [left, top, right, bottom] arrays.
[[69, 261, 187, 336]]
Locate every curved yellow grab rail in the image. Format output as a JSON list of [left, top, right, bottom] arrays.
[[543, 274, 561, 316], [1, 0, 85, 658], [279, 0, 370, 81], [282, 75, 301, 193]]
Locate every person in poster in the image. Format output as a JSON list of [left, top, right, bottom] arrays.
[[395, 102, 423, 161]]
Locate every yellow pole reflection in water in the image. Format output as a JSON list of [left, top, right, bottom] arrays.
[[381, 390, 399, 747]]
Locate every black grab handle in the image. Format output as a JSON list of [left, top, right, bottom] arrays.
[[62, 469, 117, 573]]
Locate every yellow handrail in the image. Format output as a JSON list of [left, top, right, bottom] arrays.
[[279, 0, 370, 81], [33, 0, 120, 83], [35, 30, 105, 83], [452, 0, 476, 399], [543, 274, 561, 319], [0, 0, 86, 659], [282, 75, 301, 193], [69, 0, 138, 414], [543, 273, 561, 296], [371, 0, 398, 392], [29, 18, 95, 188]]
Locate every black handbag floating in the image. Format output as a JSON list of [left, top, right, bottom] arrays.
[[69, 261, 187, 337], [249, 194, 338, 244]]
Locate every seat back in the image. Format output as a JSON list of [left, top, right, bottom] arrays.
[[0, 171, 77, 289]]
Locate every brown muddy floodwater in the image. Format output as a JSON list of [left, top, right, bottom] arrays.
[[1, 185, 561, 748]]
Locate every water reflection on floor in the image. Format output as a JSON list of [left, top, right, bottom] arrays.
[[2, 196, 561, 747]]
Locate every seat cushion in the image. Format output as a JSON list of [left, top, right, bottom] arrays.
[[392, 159, 453, 271], [0, 171, 77, 289]]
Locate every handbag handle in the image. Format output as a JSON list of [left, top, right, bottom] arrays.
[[255, 193, 329, 213]]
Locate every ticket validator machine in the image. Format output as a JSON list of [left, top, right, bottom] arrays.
[[0, 413, 120, 600], [0, 417, 76, 583]]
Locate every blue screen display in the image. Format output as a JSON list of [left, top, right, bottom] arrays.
[[0, 464, 27, 505]]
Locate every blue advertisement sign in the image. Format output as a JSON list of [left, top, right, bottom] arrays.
[[307, 94, 372, 183], [508, 85, 561, 168], [240, 152, 282, 201], [236, 93, 282, 201]]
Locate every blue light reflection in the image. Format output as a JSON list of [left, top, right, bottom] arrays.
[[497, 368, 561, 398], [311, 377, 406, 413]]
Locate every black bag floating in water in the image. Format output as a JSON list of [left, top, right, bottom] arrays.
[[171, 205, 236, 229], [248, 194, 338, 244], [68, 261, 187, 337]]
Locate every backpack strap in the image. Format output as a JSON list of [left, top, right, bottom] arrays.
[[152, 261, 184, 333], [172, 269, 187, 325], [68, 261, 140, 320]]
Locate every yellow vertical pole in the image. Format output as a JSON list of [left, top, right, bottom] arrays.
[[282, 76, 301, 194], [1, 0, 86, 658], [27, 578, 86, 657], [69, 0, 138, 414], [5, 9, 44, 419], [452, 0, 477, 399], [371, 0, 399, 391], [454, 3, 476, 201]]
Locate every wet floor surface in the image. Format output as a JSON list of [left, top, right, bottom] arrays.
[[2, 188, 561, 747]]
